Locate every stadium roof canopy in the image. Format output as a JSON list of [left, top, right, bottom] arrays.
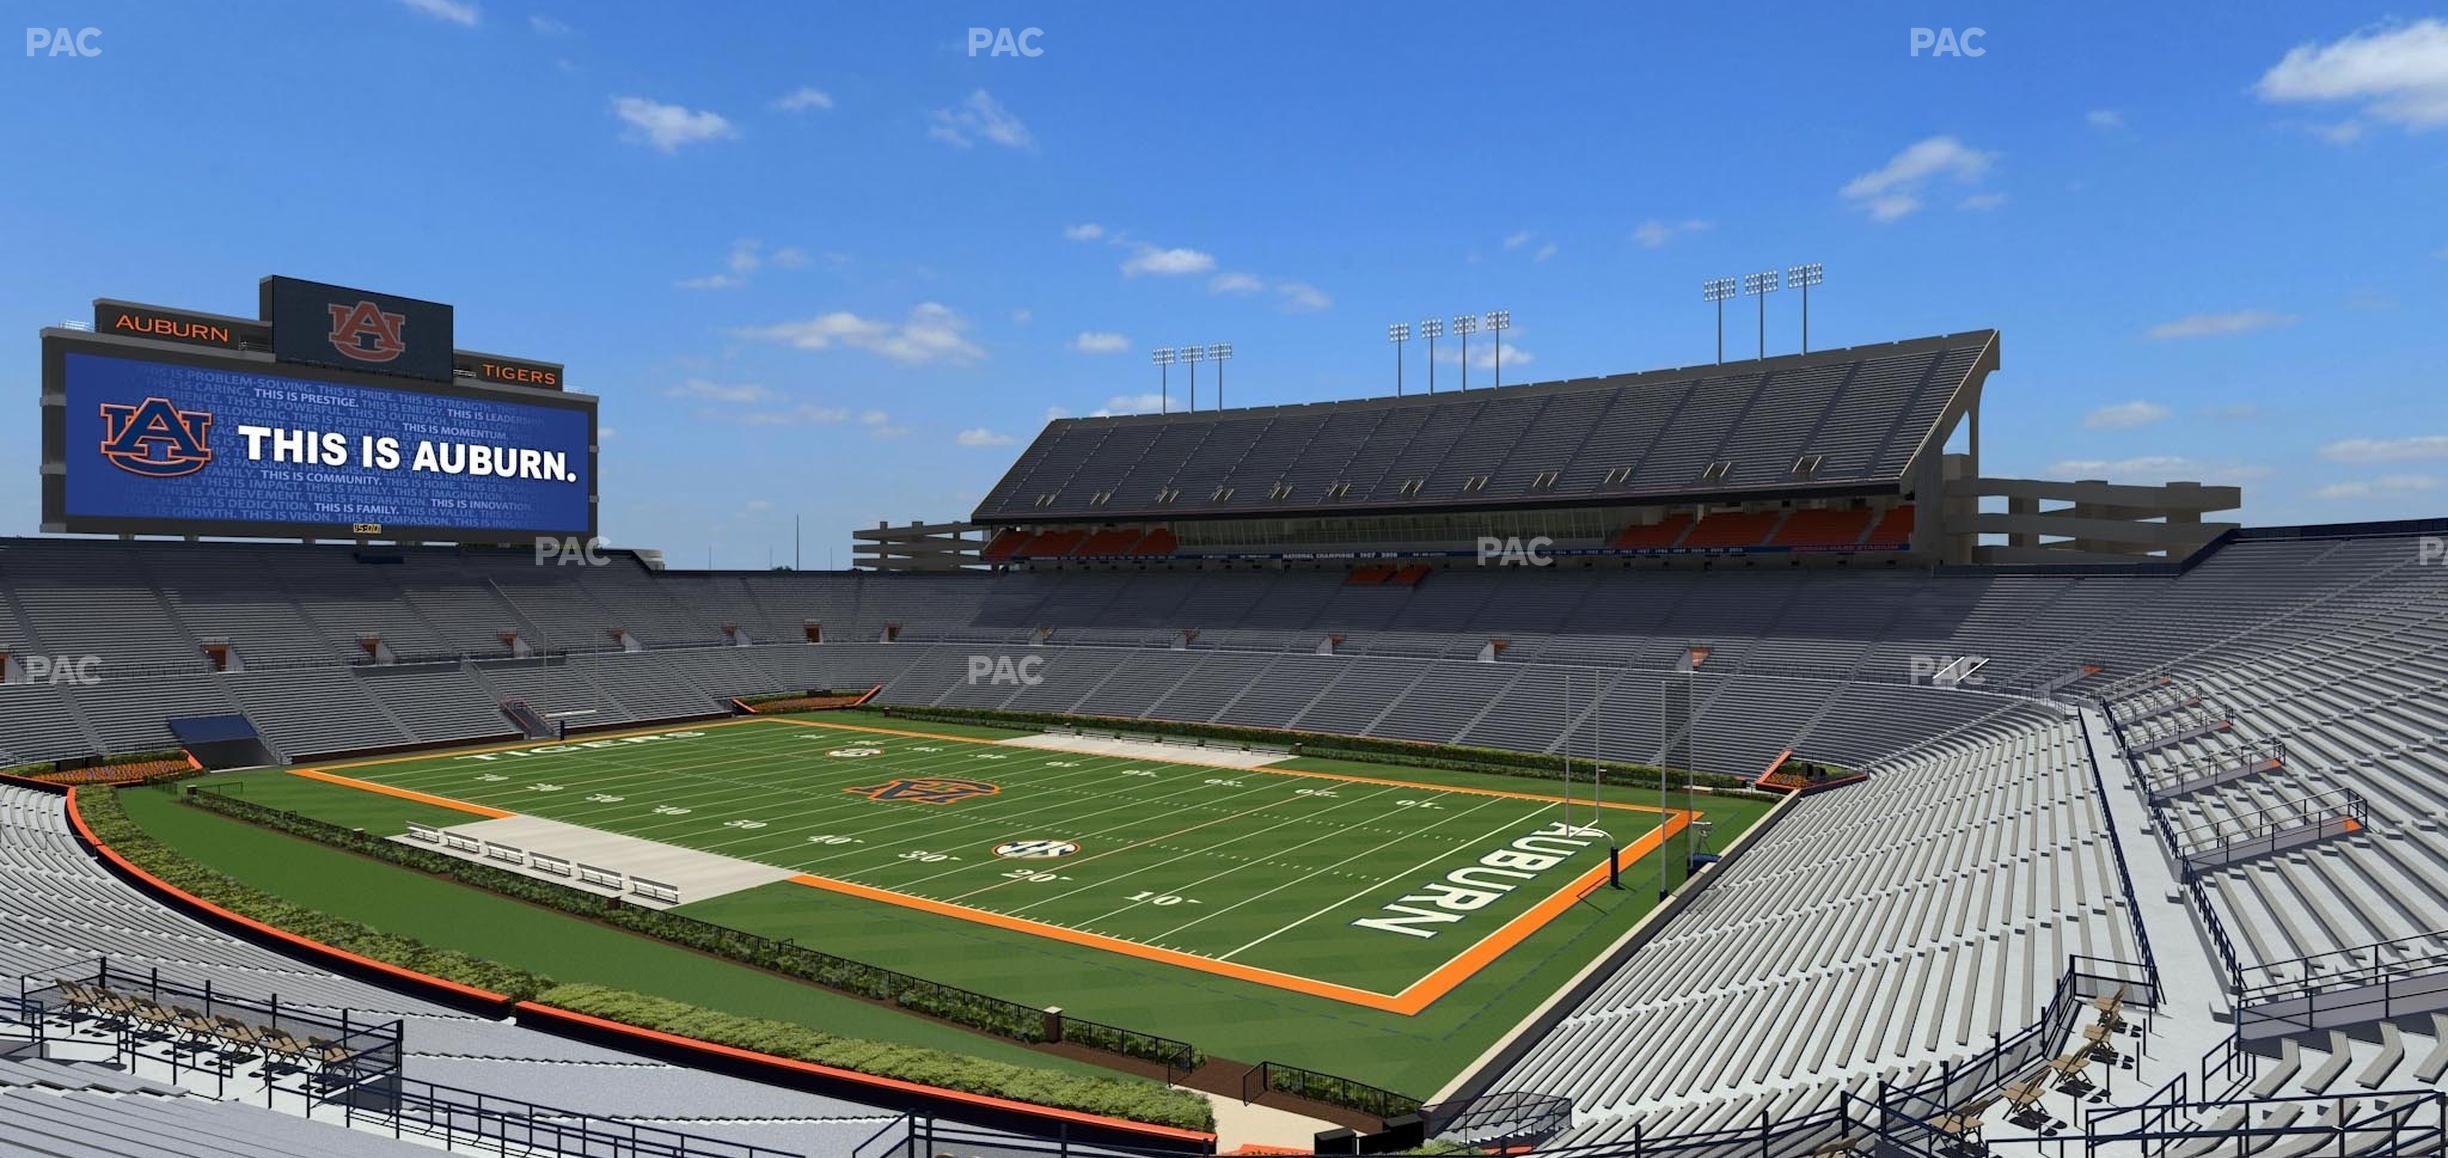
[[975, 330, 1998, 524]]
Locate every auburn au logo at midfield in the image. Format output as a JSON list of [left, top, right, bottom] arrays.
[[326, 299, 408, 363], [97, 397, 214, 478], [845, 777, 1000, 805]]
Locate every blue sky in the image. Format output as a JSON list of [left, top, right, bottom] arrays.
[[3, 1, 2444, 565]]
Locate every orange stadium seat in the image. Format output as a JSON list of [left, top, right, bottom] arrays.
[[1865, 505, 1915, 547], [1679, 511, 1784, 549], [1024, 529, 1088, 556], [1770, 507, 1874, 548], [1073, 528, 1147, 556], [1346, 564, 1395, 585], [1610, 514, 1694, 550], [1129, 528, 1178, 556], [981, 529, 1030, 560]]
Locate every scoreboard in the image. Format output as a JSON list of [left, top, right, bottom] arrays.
[[41, 277, 597, 542]]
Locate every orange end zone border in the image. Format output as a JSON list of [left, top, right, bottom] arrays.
[[785, 806, 1690, 1016], [284, 714, 1700, 1015], [288, 767, 514, 819]]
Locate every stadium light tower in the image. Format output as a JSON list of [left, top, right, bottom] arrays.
[[1151, 347, 1174, 414], [1787, 262, 1824, 353], [1741, 269, 1780, 361], [1180, 342, 1205, 411], [1387, 323, 1410, 396], [1451, 314, 1479, 391], [1484, 310, 1512, 387], [1207, 343, 1233, 409], [1419, 317, 1444, 393], [1702, 277, 1737, 363]]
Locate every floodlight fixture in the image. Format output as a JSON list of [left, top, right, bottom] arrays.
[[1485, 310, 1512, 386], [1451, 314, 1479, 390], [1387, 323, 1410, 395], [1207, 343, 1233, 408], [1152, 347, 1174, 414], [1420, 317, 1444, 392], [1180, 343, 1204, 411], [1742, 270, 1780, 361], [1787, 262, 1824, 353], [1702, 278, 1738, 363]]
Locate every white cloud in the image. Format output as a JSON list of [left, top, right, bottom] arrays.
[[1010, 308, 1034, 325], [1044, 405, 1071, 420], [726, 239, 764, 274], [528, 13, 567, 34], [735, 302, 985, 365], [2045, 456, 2273, 484], [2086, 109, 2125, 130], [1503, 230, 1533, 250], [1840, 136, 1996, 221], [2319, 435, 2448, 463], [861, 410, 911, 438], [1631, 218, 1713, 248], [740, 404, 852, 427], [665, 379, 773, 404], [676, 239, 804, 289], [675, 273, 745, 290], [1959, 191, 2010, 211], [1436, 341, 1534, 371], [745, 499, 774, 512], [2314, 474, 2440, 499], [397, 0, 478, 25], [2145, 309, 2299, 340], [768, 246, 809, 269], [1534, 242, 1558, 262], [597, 427, 617, 440], [1122, 245, 1216, 277], [956, 427, 1015, 447], [2083, 400, 2171, 430], [1276, 281, 1332, 312], [1089, 393, 1167, 417], [774, 86, 834, 113], [2256, 19, 2448, 132], [1071, 331, 1129, 354], [1063, 223, 1106, 242], [1208, 271, 1265, 294], [613, 96, 737, 152], [928, 89, 1032, 149]]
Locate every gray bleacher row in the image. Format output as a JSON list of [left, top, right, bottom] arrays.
[[0, 783, 912, 1155], [1502, 715, 2142, 1144], [0, 1056, 442, 1158], [972, 332, 1992, 522], [5, 531, 2441, 777]]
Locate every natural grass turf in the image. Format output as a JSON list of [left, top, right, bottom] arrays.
[[163, 714, 1780, 1094], [111, 782, 1125, 1079]]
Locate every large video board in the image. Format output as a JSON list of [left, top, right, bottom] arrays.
[[42, 333, 597, 541]]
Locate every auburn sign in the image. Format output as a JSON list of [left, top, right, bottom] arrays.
[[97, 397, 214, 477]]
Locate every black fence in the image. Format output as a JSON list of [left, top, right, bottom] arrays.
[[1242, 1061, 1421, 1122], [1417, 1090, 1573, 1149], [850, 1114, 1210, 1158], [333, 1074, 807, 1158], [183, 786, 1198, 1073]]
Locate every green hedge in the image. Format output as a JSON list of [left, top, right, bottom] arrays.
[[877, 705, 1774, 796], [76, 787, 556, 999], [537, 984, 1215, 1132], [179, 787, 1199, 1069]]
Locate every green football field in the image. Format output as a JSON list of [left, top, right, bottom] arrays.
[[278, 715, 1690, 1008], [175, 710, 1780, 1090]]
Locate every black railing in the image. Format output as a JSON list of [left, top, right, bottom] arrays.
[[2074, 714, 2163, 1002], [2170, 785, 2368, 882], [2089, 1087, 2448, 1158], [2143, 737, 2285, 802], [1417, 1090, 1573, 1148], [2097, 698, 2246, 992], [1243, 1060, 1422, 1121], [333, 1074, 807, 1158], [850, 1114, 1208, 1158]]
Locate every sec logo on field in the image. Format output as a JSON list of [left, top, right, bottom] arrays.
[[993, 839, 1081, 860]]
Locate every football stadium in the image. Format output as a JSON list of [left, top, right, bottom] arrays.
[[5, 267, 2446, 1158], [5, 8, 2447, 1157]]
